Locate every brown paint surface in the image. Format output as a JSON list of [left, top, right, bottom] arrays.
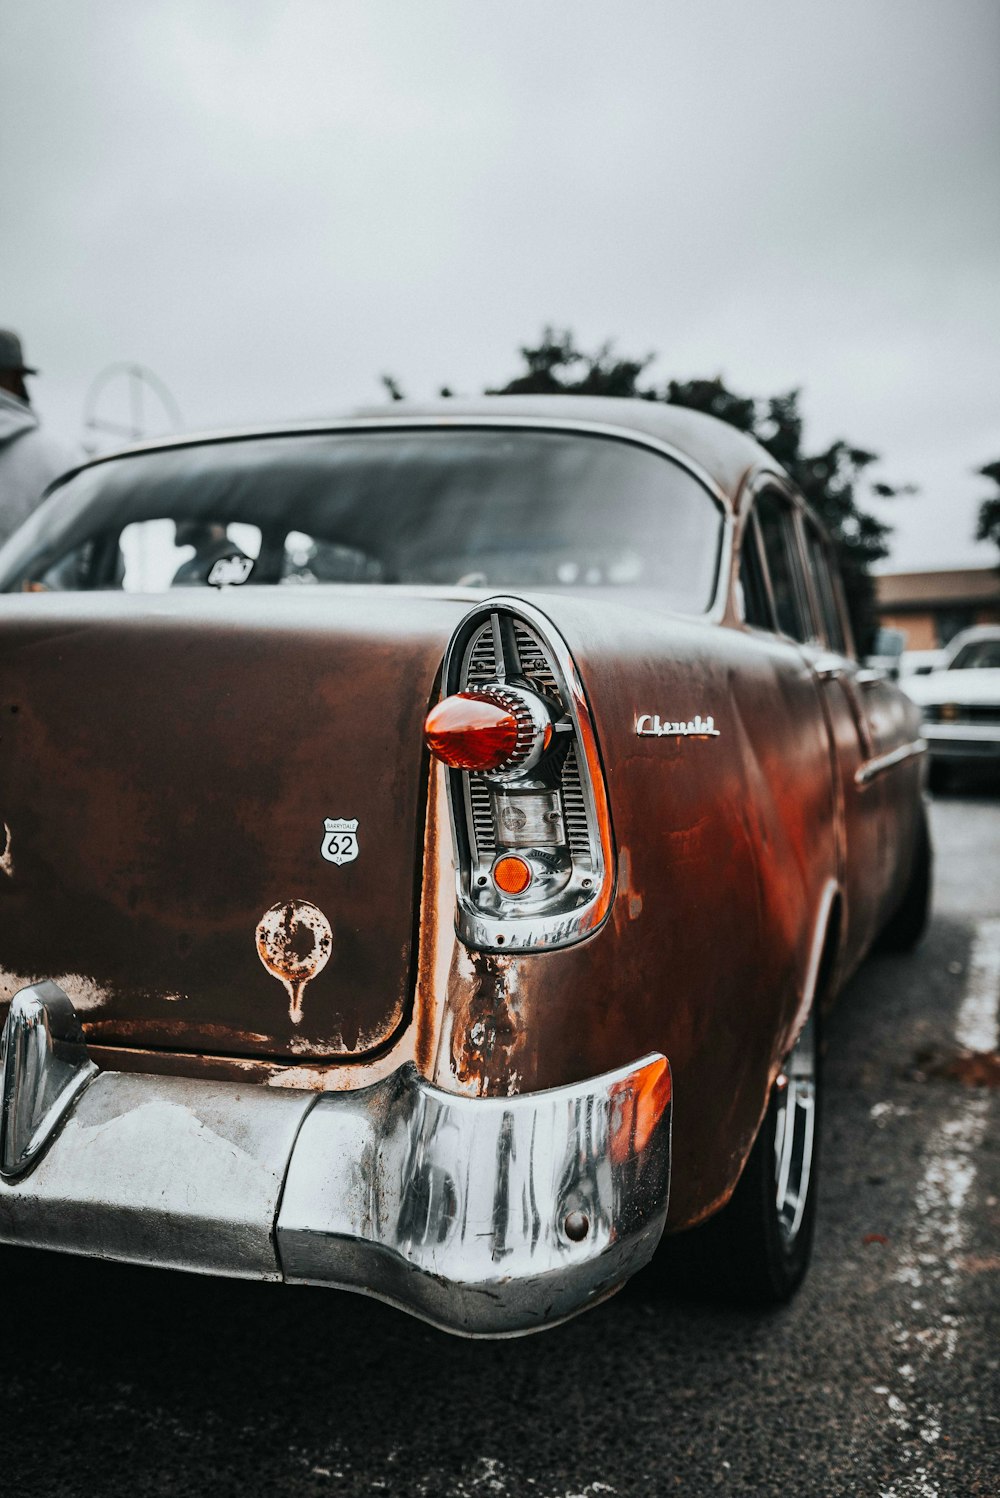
[[0, 555, 923, 1232], [414, 591, 918, 1229], [0, 589, 465, 1060], [414, 598, 840, 1226]]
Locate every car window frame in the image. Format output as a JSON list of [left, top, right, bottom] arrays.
[[737, 475, 856, 659], [0, 419, 733, 618], [806, 513, 856, 660], [751, 484, 816, 645], [735, 508, 777, 633], [800, 513, 849, 657]]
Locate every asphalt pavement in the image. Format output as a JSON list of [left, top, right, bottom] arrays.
[[4, 790, 998, 1497]]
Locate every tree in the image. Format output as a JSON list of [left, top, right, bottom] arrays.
[[483, 329, 912, 653], [387, 328, 912, 651], [975, 460, 1000, 556]]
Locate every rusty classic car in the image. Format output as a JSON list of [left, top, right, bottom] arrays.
[[0, 396, 930, 1335]]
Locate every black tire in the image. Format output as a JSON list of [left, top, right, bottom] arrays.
[[651, 1010, 821, 1307], [877, 806, 932, 953]]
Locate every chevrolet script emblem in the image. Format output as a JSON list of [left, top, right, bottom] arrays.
[[321, 817, 360, 865], [635, 713, 720, 738]]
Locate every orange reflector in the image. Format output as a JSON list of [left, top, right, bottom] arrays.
[[493, 855, 532, 895], [424, 693, 519, 771]]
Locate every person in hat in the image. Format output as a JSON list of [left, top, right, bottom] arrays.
[[0, 329, 74, 548]]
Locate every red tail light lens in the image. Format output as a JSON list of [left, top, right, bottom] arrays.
[[424, 692, 520, 771], [435, 603, 615, 952]]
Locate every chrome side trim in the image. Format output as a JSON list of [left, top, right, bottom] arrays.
[[854, 739, 927, 786], [0, 982, 98, 1178], [813, 655, 844, 681], [277, 1053, 672, 1337]]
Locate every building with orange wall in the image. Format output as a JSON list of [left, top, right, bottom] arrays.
[[876, 567, 1000, 649]]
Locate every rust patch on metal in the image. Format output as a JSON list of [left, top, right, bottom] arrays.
[[614, 847, 643, 927], [412, 762, 444, 1080], [448, 947, 524, 1096], [87, 1043, 281, 1085], [255, 900, 332, 1025], [85, 1016, 272, 1045], [0, 968, 112, 1011]]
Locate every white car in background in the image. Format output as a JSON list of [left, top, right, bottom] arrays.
[[902, 625, 1000, 790], [899, 649, 946, 679]]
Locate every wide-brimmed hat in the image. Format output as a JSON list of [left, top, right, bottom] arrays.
[[0, 330, 38, 375]]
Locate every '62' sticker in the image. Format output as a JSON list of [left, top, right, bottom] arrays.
[[321, 817, 359, 866]]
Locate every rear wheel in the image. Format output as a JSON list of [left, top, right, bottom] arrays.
[[877, 805, 932, 953], [654, 1011, 821, 1306]]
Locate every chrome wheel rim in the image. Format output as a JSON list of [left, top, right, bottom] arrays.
[[773, 1011, 817, 1247]]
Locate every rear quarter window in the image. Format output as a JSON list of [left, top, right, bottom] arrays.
[[756, 489, 812, 643]]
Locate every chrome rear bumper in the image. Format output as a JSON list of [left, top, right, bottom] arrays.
[[0, 983, 671, 1336]]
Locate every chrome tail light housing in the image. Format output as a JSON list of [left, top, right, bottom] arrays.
[[427, 599, 615, 951]]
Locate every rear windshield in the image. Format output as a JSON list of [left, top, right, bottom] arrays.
[[0, 427, 724, 612]]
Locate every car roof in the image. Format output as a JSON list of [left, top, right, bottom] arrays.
[[67, 396, 785, 513], [348, 397, 781, 505]]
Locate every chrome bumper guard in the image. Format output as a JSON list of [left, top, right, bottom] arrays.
[[0, 983, 671, 1337]]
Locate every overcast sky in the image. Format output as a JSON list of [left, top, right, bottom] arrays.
[[2, 0, 998, 570]]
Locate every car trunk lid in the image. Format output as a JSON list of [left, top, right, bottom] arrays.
[[0, 588, 464, 1060]]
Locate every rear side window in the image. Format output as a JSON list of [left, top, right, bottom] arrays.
[[756, 490, 811, 642], [737, 512, 774, 630], [803, 519, 847, 654]]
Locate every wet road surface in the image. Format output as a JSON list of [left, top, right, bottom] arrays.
[[4, 792, 998, 1497]]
